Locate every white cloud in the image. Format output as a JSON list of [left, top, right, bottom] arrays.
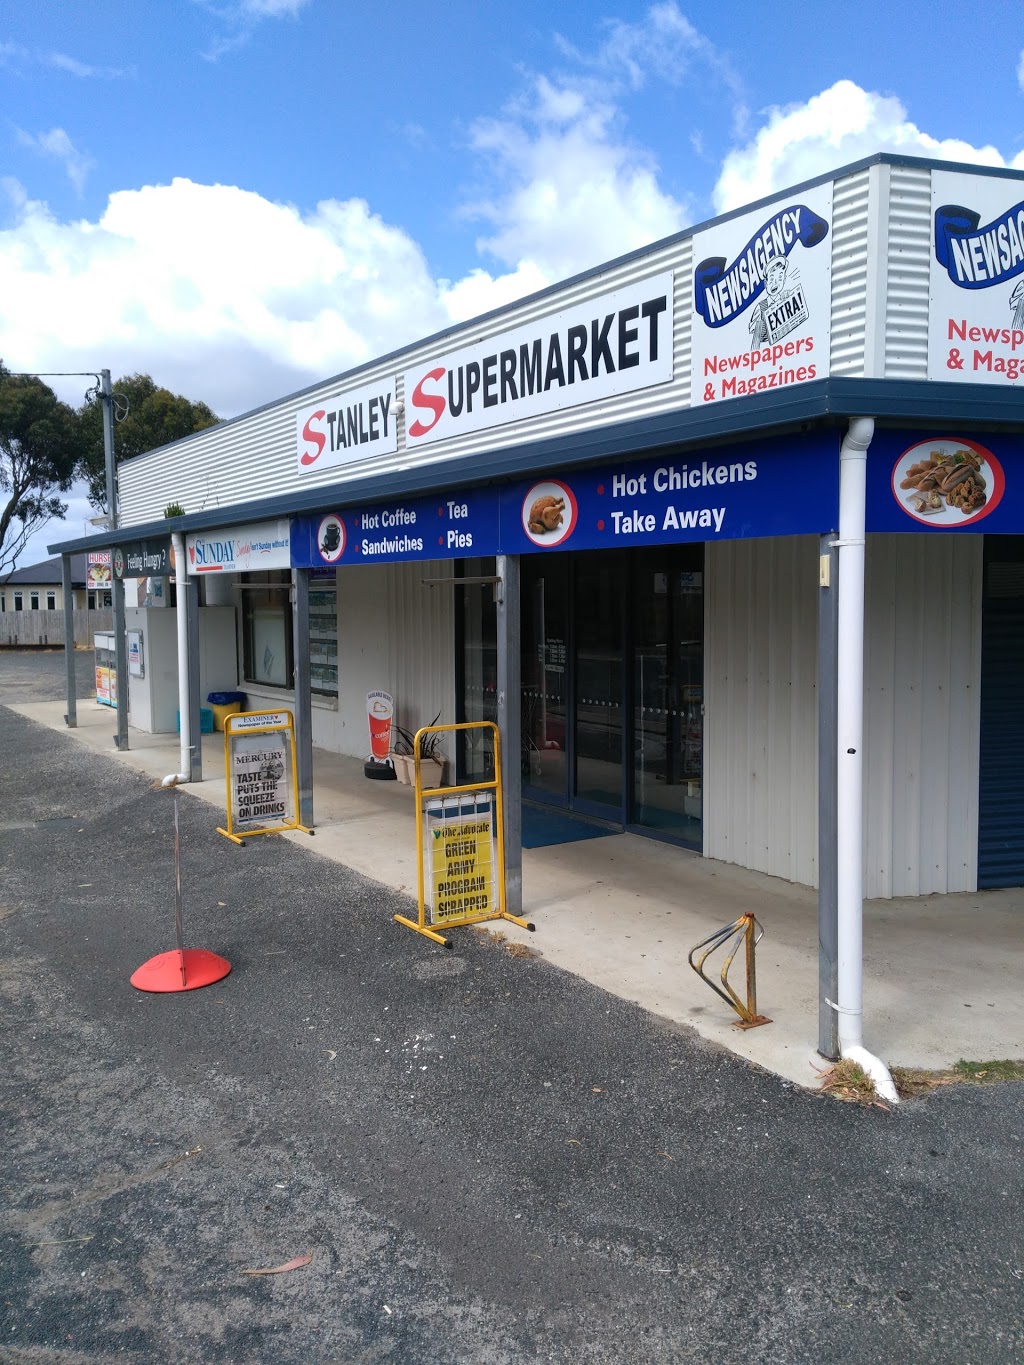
[[463, 74, 687, 284], [44, 52, 132, 80], [714, 79, 1024, 213], [557, 1, 747, 133], [14, 127, 94, 195], [0, 178, 456, 415], [196, 0, 312, 60]]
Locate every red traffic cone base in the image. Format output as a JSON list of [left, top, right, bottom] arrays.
[[130, 948, 232, 993]]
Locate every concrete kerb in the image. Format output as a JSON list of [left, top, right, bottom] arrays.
[[9, 697, 1024, 1092]]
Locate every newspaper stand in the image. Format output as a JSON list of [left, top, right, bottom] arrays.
[[395, 721, 535, 948], [217, 710, 312, 845]]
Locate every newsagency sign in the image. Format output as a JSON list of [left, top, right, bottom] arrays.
[[930, 170, 1024, 387], [691, 184, 833, 406], [402, 272, 674, 450]]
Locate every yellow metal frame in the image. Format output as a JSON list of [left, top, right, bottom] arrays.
[[216, 710, 312, 845], [688, 913, 771, 1029], [395, 721, 534, 947]]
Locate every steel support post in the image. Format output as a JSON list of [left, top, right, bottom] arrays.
[[186, 574, 202, 782], [291, 567, 314, 828], [817, 531, 840, 1059], [112, 574, 129, 751], [496, 554, 522, 917], [62, 553, 77, 728]]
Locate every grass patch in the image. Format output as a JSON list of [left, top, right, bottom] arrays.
[[890, 1058, 1024, 1099], [505, 941, 536, 959], [817, 1058, 890, 1108], [952, 1058, 1024, 1084]]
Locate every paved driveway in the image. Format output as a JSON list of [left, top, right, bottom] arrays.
[[1, 699, 1022, 1362]]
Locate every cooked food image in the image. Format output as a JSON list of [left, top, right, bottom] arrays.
[[899, 448, 987, 516], [528, 494, 565, 534]]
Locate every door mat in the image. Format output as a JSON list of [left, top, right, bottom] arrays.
[[521, 805, 620, 849]]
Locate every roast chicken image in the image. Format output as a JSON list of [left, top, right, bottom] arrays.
[[528, 494, 565, 535]]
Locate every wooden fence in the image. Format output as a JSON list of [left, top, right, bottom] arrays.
[[0, 608, 113, 648]]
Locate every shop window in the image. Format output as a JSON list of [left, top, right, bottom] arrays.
[[88, 592, 96, 610], [242, 570, 294, 689], [102, 591, 112, 608], [14, 592, 23, 611], [46, 591, 56, 610], [30, 592, 40, 610], [308, 583, 338, 696]]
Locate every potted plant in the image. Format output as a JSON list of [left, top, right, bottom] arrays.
[[390, 730, 415, 785], [393, 712, 448, 787]]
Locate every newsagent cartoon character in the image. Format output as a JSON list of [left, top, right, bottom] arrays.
[[748, 254, 790, 346], [1010, 280, 1024, 332]]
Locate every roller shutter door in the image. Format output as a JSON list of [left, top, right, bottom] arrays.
[[978, 539, 1024, 888]]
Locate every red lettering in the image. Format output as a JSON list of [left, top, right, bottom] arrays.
[[408, 367, 447, 438], [300, 410, 326, 466]]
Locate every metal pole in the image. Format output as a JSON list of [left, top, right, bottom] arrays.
[[291, 567, 314, 828], [62, 553, 77, 728], [112, 574, 129, 750], [101, 369, 129, 751], [817, 530, 840, 1059], [496, 554, 522, 917], [836, 418, 874, 1055], [186, 573, 202, 782], [101, 369, 117, 529]]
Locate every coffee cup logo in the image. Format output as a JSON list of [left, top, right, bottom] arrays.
[[317, 513, 346, 563]]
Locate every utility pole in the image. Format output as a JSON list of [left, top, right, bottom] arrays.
[[102, 368, 130, 752]]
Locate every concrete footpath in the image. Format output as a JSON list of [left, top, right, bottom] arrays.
[[10, 685, 1024, 1088], [1, 697, 1023, 1363]]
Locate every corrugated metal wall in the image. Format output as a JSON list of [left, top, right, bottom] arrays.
[[312, 559, 455, 760], [863, 534, 982, 897], [884, 164, 931, 380], [704, 535, 820, 885], [829, 167, 872, 375], [705, 532, 982, 897], [119, 240, 695, 526]]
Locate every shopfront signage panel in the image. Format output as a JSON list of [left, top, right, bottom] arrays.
[[295, 378, 398, 475], [500, 432, 840, 555], [402, 273, 674, 451], [186, 519, 291, 574], [930, 170, 1024, 388], [112, 538, 172, 579], [690, 185, 833, 408], [87, 551, 112, 589], [866, 431, 1024, 533], [291, 490, 501, 567]]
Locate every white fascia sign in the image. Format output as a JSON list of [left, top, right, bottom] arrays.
[[403, 272, 674, 449], [690, 183, 833, 405], [187, 519, 291, 574], [930, 169, 1024, 386], [296, 379, 398, 474]]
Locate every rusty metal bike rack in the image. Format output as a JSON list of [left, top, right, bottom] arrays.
[[688, 913, 771, 1029]]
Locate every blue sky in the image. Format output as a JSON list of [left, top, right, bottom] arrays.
[[2, 0, 1023, 563]]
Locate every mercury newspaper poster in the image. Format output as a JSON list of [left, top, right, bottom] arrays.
[[427, 798, 496, 924], [690, 183, 833, 407], [228, 716, 293, 830], [930, 169, 1024, 388]]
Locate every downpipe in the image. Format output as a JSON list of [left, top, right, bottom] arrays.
[[835, 417, 898, 1105]]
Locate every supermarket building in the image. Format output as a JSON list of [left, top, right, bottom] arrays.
[[51, 153, 1024, 1071]]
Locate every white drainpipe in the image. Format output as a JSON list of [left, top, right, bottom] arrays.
[[167, 531, 190, 785], [835, 416, 898, 1104]]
